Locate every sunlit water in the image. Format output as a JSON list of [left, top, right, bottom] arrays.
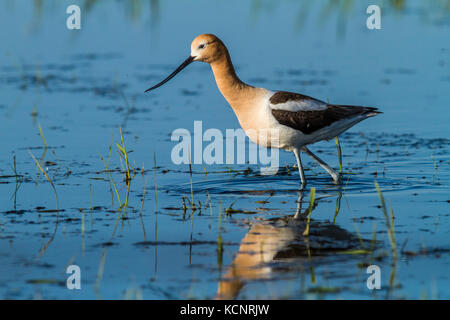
[[0, 0, 449, 299]]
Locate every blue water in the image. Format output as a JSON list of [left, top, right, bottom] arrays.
[[0, 0, 449, 299]]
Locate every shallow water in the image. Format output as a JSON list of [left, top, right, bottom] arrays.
[[0, 0, 449, 299]]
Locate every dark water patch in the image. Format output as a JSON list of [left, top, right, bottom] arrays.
[[48, 126, 68, 133], [93, 85, 128, 98], [0, 174, 24, 179], [1, 74, 77, 89], [97, 105, 151, 114], [248, 78, 267, 84], [36, 208, 64, 213], [17, 145, 65, 150], [180, 89, 200, 96], [135, 73, 167, 82], [2, 209, 29, 215], [285, 69, 319, 76], [70, 52, 122, 61], [76, 206, 107, 212], [289, 79, 328, 86], [134, 240, 239, 247], [384, 68, 417, 75], [163, 206, 182, 211], [26, 279, 65, 286], [93, 241, 119, 248]]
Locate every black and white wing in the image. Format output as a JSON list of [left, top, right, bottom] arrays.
[[269, 91, 380, 135]]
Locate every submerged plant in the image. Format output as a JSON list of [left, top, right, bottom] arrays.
[[374, 181, 397, 258], [153, 152, 157, 211], [100, 150, 121, 207], [217, 201, 224, 269], [139, 163, 148, 240], [28, 149, 58, 210], [28, 149, 60, 259], [334, 136, 343, 174], [116, 127, 133, 188], [10, 155, 23, 210], [99, 127, 136, 211], [38, 122, 47, 148], [303, 187, 316, 237], [332, 191, 342, 223], [187, 148, 196, 211]]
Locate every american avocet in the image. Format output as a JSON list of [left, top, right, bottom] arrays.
[[145, 34, 381, 188]]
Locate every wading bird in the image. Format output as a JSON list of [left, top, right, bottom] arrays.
[[145, 34, 381, 188]]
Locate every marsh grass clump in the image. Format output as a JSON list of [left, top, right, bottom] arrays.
[[116, 127, 135, 187], [178, 149, 197, 212], [10, 155, 23, 210], [217, 201, 224, 268], [7, 52, 27, 89], [334, 136, 343, 175], [28, 149, 58, 210], [95, 129, 144, 290], [374, 181, 397, 258], [99, 134, 121, 206], [153, 152, 158, 211], [29, 149, 60, 258], [38, 122, 47, 148], [188, 152, 196, 211], [99, 127, 137, 212], [332, 191, 342, 224], [359, 132, 370, 160]]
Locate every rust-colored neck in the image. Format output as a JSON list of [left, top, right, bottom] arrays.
[[210, 52, 254, 112]]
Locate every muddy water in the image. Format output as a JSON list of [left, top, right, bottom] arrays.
[[0, 0, 449, 299]]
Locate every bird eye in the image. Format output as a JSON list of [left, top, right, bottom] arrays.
[[198, 44, 206, 49]]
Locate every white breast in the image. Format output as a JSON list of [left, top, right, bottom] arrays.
[[239, 89, 309, 150]]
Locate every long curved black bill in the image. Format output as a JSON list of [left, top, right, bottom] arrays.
[[145, 56, 195, 93]]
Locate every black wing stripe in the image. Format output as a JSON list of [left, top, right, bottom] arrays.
[[271, 105, 379, 134], [269, 91, 325, 105]]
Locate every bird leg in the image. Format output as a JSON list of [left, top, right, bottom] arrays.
[[293, 148, 307, 189], [302, 146, 341, 184]]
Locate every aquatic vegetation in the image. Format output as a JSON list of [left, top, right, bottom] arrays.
[[139, 164, 148, 240], [334, 136, 343, 174], [153, 152, 157, 210], [217, 201, 224, 269], [99, 151, 121, 208], [303, 187, 316, 237], [10, 155, 23, 210], [38, 123, 47, 148], [188, 151, 196, 211], [28, 149, 58, 210], [332, 191, 342, 223], [375, 181, 397, 258], [99, 134, 117, 207]]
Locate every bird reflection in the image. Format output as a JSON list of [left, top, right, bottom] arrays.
[[216, 191, 357, 300]]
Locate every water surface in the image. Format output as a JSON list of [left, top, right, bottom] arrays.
[[0, 0, 449, 299]]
